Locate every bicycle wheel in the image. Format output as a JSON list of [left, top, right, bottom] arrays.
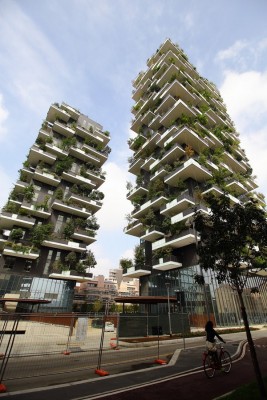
[[203, 353, 215, 378], [220, 350, 232, 373]]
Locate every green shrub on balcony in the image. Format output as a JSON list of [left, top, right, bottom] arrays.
[[23, 184, 35, 202], [10, 228, 24, 242], [54, 156, 74, 176], [4, 202, 20, 213], [30, 223, 53, 247]]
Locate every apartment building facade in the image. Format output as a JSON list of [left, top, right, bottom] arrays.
[[124, 39, 267, 326], [0, 102, 110, 312]]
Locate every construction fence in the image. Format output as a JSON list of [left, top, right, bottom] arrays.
[[0, 312, 191, 392]]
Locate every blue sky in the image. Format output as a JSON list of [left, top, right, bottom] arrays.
[[1, 0, 267, 277]]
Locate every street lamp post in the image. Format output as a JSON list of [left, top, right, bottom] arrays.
[[165, 283, 172, 337], [186, 216, 210, 320]]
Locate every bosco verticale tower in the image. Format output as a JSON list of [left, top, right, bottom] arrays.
[[124, 39, 266, 327], [0, 103, 110, 312]]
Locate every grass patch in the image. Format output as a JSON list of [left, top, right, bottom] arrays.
[[221, 376, 267, 399]]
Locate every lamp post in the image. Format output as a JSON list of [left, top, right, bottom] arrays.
[[165, 282, 172, 337], [186, 216, 210, 320]]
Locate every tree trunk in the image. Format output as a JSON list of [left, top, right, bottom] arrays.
[[237, 290, 266, 399]]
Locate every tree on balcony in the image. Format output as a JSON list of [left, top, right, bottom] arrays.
[[120, 258, 133, 273], [30, 223, 53, 247], [134, 244, 146, 270], [10, 228, 24, 242], [80, 249, 97, 272], [65, 251, 78, 270], [23, 183, 34, 202]]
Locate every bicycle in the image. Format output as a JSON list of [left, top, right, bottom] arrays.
[[203, 342, 232, 378]]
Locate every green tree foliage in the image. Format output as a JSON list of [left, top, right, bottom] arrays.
[[30, 223, 53, 247], [119, 258, 133, 273], [194, 194, 267, 399]]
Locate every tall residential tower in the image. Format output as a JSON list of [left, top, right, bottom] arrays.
[[0, 102, 110, 311], [124, 39, 266, 326]]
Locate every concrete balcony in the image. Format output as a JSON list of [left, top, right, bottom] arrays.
[[47, 104, 71, 123], [33, 169, 60, 187], [153, 255, 182, 271], [71, 229, 96, 244], [160, 99, 196, 128], [130, 114, 143, 133], [46, 143, 68, 158], [156, 126, 177, 148], [161, 79, 195, 104], [132, 78, 152, 102], [76, 125, 110, 146], [132, 195, 168, 219], [52, 121, 75, 137], [42, 239, 86, 252], [127, 186, 148, 201], [160, 143, 184, 164], [222, 152, 247, 174], [150, 166, 168, 182], [202, 185, 224, 197], [152, 228, 199, 251], [160, 193, 195, 217], [2, 245, 40, 260], [165, 158, 212, 187], [225, 180, 247, 195], [128, 157, 144, 175], [61, 103, 80, 120], [62, 171, 96, 188], [141, 156, 156, 171], [84, 171, 105, 188], [28, 145, 56, 166], [82, 144, 108, 165], [67, 194, 102, 214], [124, 220, 145, 237], [166, 125, 209, 153], [140, 110, 155, 126], [0, 213, 35, 229], [123, 266, 151, 278], [148, 114, 161, 130], [171, 204, 209, 224], [69, 146, 101, 165], [51, 199, 91, 218], [20, 202, 51, 219], [140, 228, 165, 242], [135, 132, 161, 159], [155, 94, 176, 116]]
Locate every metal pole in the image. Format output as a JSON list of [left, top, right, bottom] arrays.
[[190, 218, 210, 321], [165, 283, 172, 337]]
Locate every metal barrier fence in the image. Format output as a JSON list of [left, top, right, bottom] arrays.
[[0, 312, 188, 392]]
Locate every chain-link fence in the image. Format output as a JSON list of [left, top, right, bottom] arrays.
[[0, 312, 189, 392]]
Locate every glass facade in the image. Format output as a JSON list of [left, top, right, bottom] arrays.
[[0, 274, 75, 312], [145, 266, 267, 327]]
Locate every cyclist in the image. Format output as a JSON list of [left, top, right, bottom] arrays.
[[205, 320, 226, 365]]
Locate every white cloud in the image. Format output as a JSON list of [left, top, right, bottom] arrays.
[[0, 168, 12, 210], [220, 69, 267, 197], [0, 2, 69, 114], [0, 94, 9, 141], [96, 161, 133, 231], [216, 40, 248, 61]]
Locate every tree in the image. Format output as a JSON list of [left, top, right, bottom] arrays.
[[30, 223, 53, 247], [65, 251, 77, 270], [134, 244, 146, 270], [81, 250, 97, 271], [194, 194, 267, 399], [119, 258, 133, 273]]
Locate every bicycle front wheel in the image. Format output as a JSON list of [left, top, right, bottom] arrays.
[[203, 354, 215, 378], [220, 350, 232, 373]]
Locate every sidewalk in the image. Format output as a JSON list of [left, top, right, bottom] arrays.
[[0, 329, 266, 400]]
